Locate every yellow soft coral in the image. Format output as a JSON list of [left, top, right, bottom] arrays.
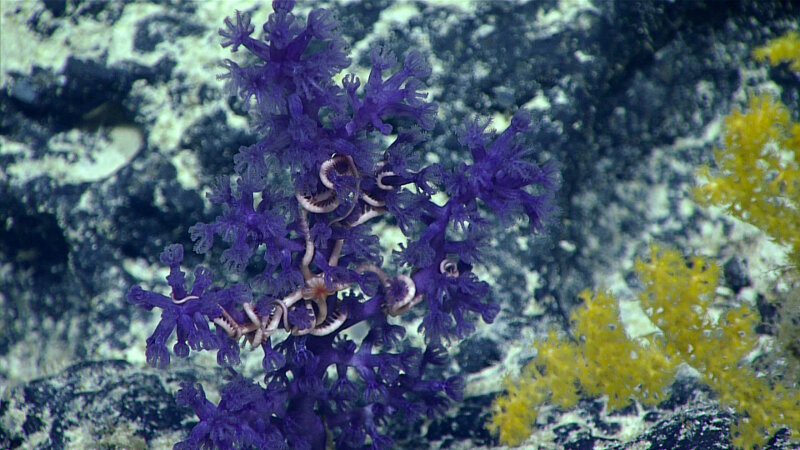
[[488, 282, 674, 447], [752, 30, 800, 72], [695, 94, 800, 268], [634, 246, 792, 447], [487, 330, 581, 446], [571, 289, 675, 410], [489, 246, 800, 448]]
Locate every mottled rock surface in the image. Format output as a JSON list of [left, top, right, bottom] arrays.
[[1, 0, 798, 448]]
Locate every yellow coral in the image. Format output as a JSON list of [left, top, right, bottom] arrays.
[[695, 95, 800, 269], [752, 31, 800, 72], [488, 370, 545, 446], [488, 285, 674, 447], [636, 246, 799, 449], [489, 246, 800, 448], [487, 330, 581, 446], [634, 247, 722, 362], [572, 289, 675, 410]]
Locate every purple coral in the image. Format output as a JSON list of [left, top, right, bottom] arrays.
[[127, 1, 558, 448]]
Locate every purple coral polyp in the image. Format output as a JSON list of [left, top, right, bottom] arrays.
[[127, 1, 558, 448]]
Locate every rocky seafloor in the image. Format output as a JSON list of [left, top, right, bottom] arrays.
[[1, 0, 799, 448]]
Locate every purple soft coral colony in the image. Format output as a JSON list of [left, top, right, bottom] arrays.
[[128, 1, 559, 448]]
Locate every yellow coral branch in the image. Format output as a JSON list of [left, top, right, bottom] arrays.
[[695, 95, 800, 269], [752, 31, 800, 73]]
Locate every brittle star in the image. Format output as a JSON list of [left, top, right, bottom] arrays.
[[209, 154, 425, 348]]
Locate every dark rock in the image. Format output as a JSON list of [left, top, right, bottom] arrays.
[[723, 258, 750, 293], [0, 360, 189, 449], [456, 337, 501, 373]]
